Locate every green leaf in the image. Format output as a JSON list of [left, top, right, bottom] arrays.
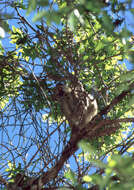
[[78, 140, 96, 153], [83, 175, 92, 182], [68, 12, 78, 31], [64, 169, 77, 185], [27, 0, 37, 14], [12, 26, 16, 33], [120, 71, 134, 82], [127, 95, 134, 107], [33, 10, 61, 24], [37, 0, 49, 6], [95, 41, 105, 51]]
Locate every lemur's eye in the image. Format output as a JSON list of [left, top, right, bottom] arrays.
[[58, 88, 64, 96]]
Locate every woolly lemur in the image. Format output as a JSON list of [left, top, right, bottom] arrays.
[[54, 82, 98, 131]]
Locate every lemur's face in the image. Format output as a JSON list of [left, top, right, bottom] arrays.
[[54, 84, 65, 100], [56, 84, 72, 98], [58, 86, 65, 97]]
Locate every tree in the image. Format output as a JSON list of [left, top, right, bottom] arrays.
[[0, 0, 134, 189]]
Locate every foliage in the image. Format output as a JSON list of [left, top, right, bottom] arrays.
[[0, 54, 22, 110], [79, 140, 134, 190], [0, 0, 134, 189]]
